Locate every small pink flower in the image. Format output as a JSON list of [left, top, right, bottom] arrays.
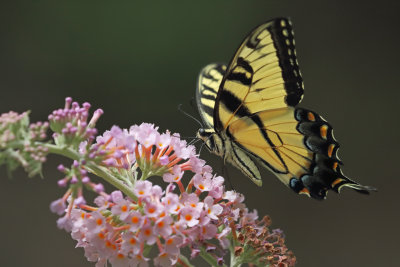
[[156, 132, 171, 149], [161, 192, 179, 214], [200, 223, 218, 240], [209, 175, 225, 199], [164, 235, 183, 255], [50, 198, 66, 215], [204, 196, 223, 220], [188, 156, 205, 173], [179, 207, 200, 227], [134, 180, 153, 199], [86, 211, 107, 234], [153, 215, 173, 238], [171, 138, 195, 159], [163, 165, 183, 183], [181, 193, 204, 213], [154, 252, 178, 267], [125, 210, 144, 232], [108, 252, 131, 267], [111, 198, 131, 220], [143, 201, 162, 218], [193, 173, 212, 192], [139, 223, 157, 245], [120, 232, 141, 255], [131, 252, 149, 267], [130, 123, 159, 148]]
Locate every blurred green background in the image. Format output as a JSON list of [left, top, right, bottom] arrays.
[[0, 1, 398, 266]]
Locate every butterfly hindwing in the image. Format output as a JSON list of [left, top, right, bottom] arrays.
[[196, 63, 226, 129], [228, 106, 374, 199]]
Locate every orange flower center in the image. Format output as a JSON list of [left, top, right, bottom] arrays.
[[117, 253, 125, 259], [148, 207, 156, 214], [144, 229, 152, 236], [131, 216, 139, 224]]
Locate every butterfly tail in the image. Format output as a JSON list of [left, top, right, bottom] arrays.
[[293, 108, 376, 199], [332, 176, 377, 195]]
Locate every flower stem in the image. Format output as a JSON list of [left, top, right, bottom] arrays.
[[45, 143, 138, 201], [8, 141, 138, 201], [86, 163, 137, 201], [199, 247, 227, 267], [178, 255, 195, 267]]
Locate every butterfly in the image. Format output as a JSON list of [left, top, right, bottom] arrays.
[[195, 17, 376, 199]]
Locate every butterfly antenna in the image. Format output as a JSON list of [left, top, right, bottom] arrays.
[[198, 140, 207, 155], [178, 104, 204, 128], [188, 138, 200, 145]]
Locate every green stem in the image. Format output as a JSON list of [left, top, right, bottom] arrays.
[[46, 143, 138, 201], [178, 255, 195, 267], [8, 141, 138, 201], [229, 242, 243, 267], [199, 247, 227, 267]]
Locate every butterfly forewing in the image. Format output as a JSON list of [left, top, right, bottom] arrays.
[[214, 18, 304, 130]]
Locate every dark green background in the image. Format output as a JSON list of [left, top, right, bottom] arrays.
[[0, 1, 398, 266]]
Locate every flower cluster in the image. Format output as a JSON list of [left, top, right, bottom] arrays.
[[0, 110, 49, 176], [49, 97, 102, 148], [235, 216, 296, 266], [1, 98, 296, 266], [51, 116, 295, 266]]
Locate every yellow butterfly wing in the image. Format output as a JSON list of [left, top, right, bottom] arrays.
[[211, 18, 375, 199], [214, 18, 303, 130], [196, 63, 226, 129]]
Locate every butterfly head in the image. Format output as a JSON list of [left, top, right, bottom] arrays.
[[197, 128, 224, 156]]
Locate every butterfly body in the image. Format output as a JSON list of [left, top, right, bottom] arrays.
[[196, 18, 375, 199]]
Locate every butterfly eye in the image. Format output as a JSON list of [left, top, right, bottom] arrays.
[[197, 128, 207, 139]]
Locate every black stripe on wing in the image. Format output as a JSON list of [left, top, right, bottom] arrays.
[[267, 18, 304, 106], [223, 90, 289, 174]]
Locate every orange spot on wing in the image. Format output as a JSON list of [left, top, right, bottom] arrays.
[[320, 125, 328, 139], [332, 162, 338, 171], [307, 112, 315, 121], [299, 188, 310, 196], [331, 178, 343, 188], [327, 144, 335, 157]]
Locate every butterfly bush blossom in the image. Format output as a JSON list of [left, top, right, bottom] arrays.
[[0, 97, 296, 267]]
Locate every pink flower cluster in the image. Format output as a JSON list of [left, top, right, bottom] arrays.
[[48, 97, 102, 147], [88, 123, 196, 173], [46, 99, 295, 266], [50, 123, 264, 266]]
